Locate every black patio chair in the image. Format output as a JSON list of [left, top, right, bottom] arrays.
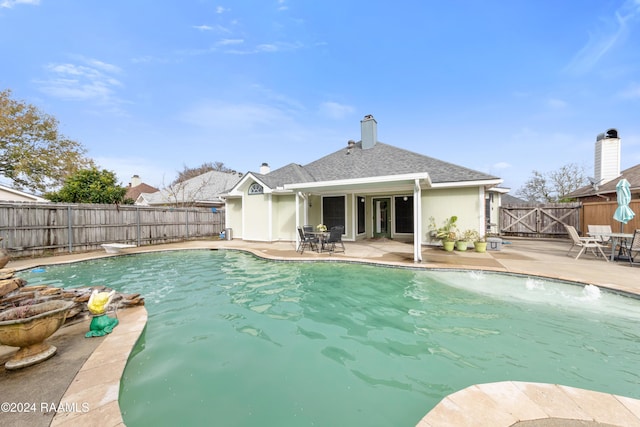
[[325, 225, 345, 254], [617, 229, 640, 267], [297, 226, 318, 254]]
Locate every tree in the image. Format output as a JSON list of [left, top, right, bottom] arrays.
[[45, 167, 127, 204], [0, 89, 94, 193], [516, 163, 587, 202], [172, 162, 238, 184]]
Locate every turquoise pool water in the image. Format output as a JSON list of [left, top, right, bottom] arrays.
[[19, 250, 640, 426]]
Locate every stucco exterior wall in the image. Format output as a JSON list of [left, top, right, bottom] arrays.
[[243, 193, 271, 241], [272, 194, 297, 242], [422, 187, 484, 243], [225, 197, 243, 239]]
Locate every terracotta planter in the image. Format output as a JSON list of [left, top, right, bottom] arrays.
[[0, 300, 74, 370], [474, 242, 487, 253]]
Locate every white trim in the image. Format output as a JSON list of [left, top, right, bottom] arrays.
[[284, 173, 432, 191], [430, 178, 503, 189], [228, 173, 273, 196]]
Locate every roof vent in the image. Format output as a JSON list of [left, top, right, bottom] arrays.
[[346, 140, 356, 155]]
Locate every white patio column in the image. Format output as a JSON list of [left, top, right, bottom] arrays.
[[295, 192, 301, 248], [413, 179, 422, 262]]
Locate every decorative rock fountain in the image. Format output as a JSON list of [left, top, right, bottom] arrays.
[[0, 264, 145, 369]]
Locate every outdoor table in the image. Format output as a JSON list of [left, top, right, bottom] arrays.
[[305, 231, 330, 253], [588, 232, 633, 261]]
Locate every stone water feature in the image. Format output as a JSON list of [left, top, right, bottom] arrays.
[[0, 267, 144, 369]]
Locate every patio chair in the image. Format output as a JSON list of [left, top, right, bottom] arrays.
[[564, 225, 608, 261], [617, 229, 640, 267], [297, 226, 318, 254], [325, 225, 345, 254], [587, 225, 612, 246]]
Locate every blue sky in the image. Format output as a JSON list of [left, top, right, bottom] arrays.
[[2, 0, 640, 192]]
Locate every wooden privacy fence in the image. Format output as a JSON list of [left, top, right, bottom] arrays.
[[581, 200, 640, 235], [499, 203, 581, 237], [0, 202, 225, 257]]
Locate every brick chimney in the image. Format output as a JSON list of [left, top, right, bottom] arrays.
[[594, 129, 620, 185], [360, 115, 377, 149]]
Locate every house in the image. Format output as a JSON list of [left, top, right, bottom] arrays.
[[225, 115, 503, 261], [568, 129, 640, 202], [0, 184, 48, 202], [124, 175, 159, 202], [137, 170, 242, 208]]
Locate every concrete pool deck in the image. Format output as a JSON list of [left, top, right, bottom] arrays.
[[1, 237, 639, 426]]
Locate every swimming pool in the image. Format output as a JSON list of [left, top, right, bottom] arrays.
[[20, 250, 640, 426]]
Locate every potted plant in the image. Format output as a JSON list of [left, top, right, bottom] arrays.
[[467, 230, 487, 253], [457, 229, 476, 251], [429, 216, 458, 251]]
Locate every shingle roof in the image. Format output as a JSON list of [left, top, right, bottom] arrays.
[[125, 183, 159, 201], [141, 170, 242, 205], [568, 163, 640, 198], [247, 141, 498, 188]]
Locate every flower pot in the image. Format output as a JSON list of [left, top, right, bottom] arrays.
[[443, 241, 455, 252], [474, 242, 487, 253], [0, 300, 74, 370], [455, 241, 469, 251]]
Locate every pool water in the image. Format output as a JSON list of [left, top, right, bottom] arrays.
[[19, 250, 640, 427]]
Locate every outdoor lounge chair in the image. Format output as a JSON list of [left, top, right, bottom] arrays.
[[564, 225, 608, 261], [297, 226, 318, 254], [587, 224, 612, 246], [617, 229, 640, 267], [325, 225, 345, 254]]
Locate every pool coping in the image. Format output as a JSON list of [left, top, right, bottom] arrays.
[[9, 242, 640, 426]]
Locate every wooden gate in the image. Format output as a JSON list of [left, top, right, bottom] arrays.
[[499, 203, 581, 237]]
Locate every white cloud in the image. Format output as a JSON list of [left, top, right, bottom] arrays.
[[35, 58, 125, 108], [96, 156, 171, 189], [491, 162, 512, 170], [217, 38, 244, 46], [216, 6, 229, 14], [318, 102, 355, 120], [565, 0, 640, 74], [618, 82, 640, 98], [193, 24, 214, 31], [179, 102, 294, 131], [547, 98, 567, 109], [0, 0, 39, 9]]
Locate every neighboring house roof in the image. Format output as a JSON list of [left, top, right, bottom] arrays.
[[0, 184, 49, 202], [568, 163, 640, 199], [125, 183, 159, 202], [231, 140, 500, 193], [137, 170, 242, 206], [501, 193, 527, 205]]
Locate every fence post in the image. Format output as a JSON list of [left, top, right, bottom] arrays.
[[67, 205, 73, 253], [136, 207, 141, 247], [185, 208, 189, 239]]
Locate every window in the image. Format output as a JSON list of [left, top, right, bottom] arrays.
[[322, 196, 345, 231], [248, 183, 263, 195], [357, 196, 365, 234], [394, 196, 413, 233]]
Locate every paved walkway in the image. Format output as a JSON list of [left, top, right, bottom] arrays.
[[1, 237, 639, 426]]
